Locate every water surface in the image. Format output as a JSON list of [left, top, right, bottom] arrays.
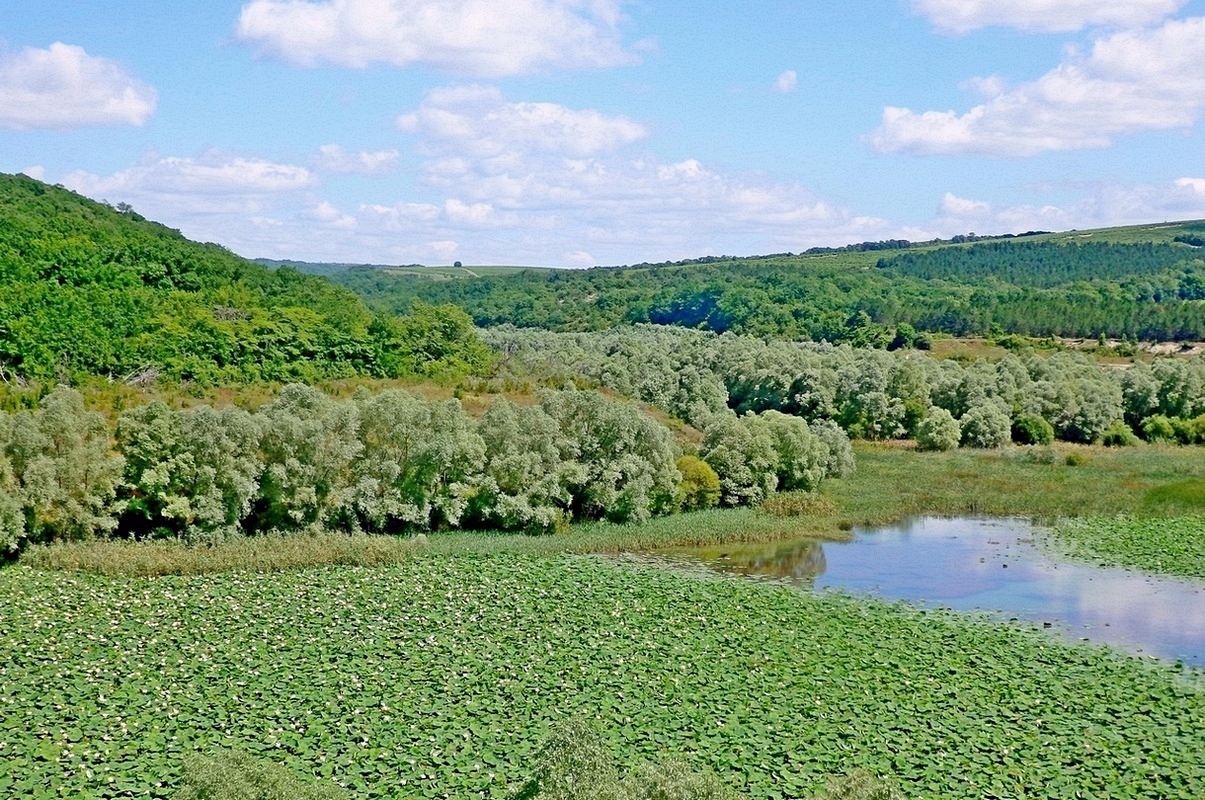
[[663, 517, 1205, 666]]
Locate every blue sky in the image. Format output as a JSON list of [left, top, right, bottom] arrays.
[[3, 1, 1204, 267]]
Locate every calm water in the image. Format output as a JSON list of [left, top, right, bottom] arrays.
[[662, 517, 1205, 666]]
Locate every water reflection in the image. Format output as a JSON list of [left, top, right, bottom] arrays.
[[664, 517, 1205, 667]]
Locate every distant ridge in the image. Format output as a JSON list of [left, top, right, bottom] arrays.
[[0, 173, 488, 385]]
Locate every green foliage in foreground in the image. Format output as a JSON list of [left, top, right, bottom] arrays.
[[174, 724, 896, 800], [1046, 515, 1205, 578], [2, 555, 1201, 799], [514, 718, 735, 800], [174, 750, 349, 800]]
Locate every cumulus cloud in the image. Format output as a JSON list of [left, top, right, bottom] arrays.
[[871, 16, 1205, 157], [911, 0, 1186, 34], [933, 178, 1205, 235], [236, 0, 638, 76], [0, 42, 157, 130], [774, 70, 798, 93], [397, 84, 648, 158], [52, 88, 914, 265], [384, 85, 905, 262], [62, 151, 316, 218], [312, 144, 399, 174]]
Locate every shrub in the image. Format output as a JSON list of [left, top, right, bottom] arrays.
[[621, 760, 734, 800], [5, 386, 123, 542], [1016, 445, 1059, 465], [347, 390, 485, 531], [1170, 414, 1205, 445], [540, 390, 681, 524], [1011, 412, 1054, 445], [810, 419, 856, 478], [746, 410, 828, 491], [675, 455, 720, 511], [512, 720, 735, 800], [959, 401, 1011, 449], [513, 719, 619, 800], [117, 402, 262, 543], [173, 749, 349, 800], [1099, 420, 1139, 447], [700, 413, 778, 506], [472, 398, 571, 532], [1139, 414, 1177, 443], [254, 384, 361, 533], [812, 769, 903, 800], [915, 407, 960, 451]]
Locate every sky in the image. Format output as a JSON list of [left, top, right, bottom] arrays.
[[2, 1, 1204, 268]]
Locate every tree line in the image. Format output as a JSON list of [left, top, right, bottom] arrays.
[[478, 325, 1205, 450], [0, 385, 852, 553], [337, 236, 1205, 343]]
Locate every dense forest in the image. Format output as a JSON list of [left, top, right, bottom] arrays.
[[335, 228, 1205, 343], [0, 173, 490, 384]]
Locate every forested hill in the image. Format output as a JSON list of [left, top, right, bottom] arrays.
[[0, 173, 489, 384], [335, 222, 1205, 344]]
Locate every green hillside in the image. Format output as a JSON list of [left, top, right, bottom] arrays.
[[334, 221, 1205, 344], [0, 173, 488, 385]]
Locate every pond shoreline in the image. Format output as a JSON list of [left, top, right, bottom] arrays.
[[652, 516, 1205, 667]]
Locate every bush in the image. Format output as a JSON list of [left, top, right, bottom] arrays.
[[1011, 412, 1054, 445], [810, 419, 856, 478], [1171, 414, 1205, 445], [1099, 420, 1139, 447], [1139, 414, 1177, 443], [512, 719, 735, 800], [5, 386, 123, 542], [173, 749, 349, 800], [915, 407, 960, 451], [700, 413, 779, 507], [812, 769, 903, 800], [513, 719, 620, 800], [959, 402, 1011, 449], [676, 455, 720, 511], [746, 410, 828, 491]]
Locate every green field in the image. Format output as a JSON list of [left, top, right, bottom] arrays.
[[3, 553, 1202, 800]]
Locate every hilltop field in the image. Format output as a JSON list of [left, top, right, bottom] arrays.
[[1, 173, 1204, 799]]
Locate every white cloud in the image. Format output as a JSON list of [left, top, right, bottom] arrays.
[[871, 16, 1205, 157], [236, 0, 638, 76], [1176, 177, 1205, 196], [62, 151, 316, 220], [312, 144, 399, 174], [912, 0, 1185, 34], [49, 89, 915, 266], [933, 178, 1205, 236], [398, 85, 647, 158], [303, 200, 357, 230], [0, 42, 156, 130], [774, 70, 798, 93], [385, 85, 906, 262]]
